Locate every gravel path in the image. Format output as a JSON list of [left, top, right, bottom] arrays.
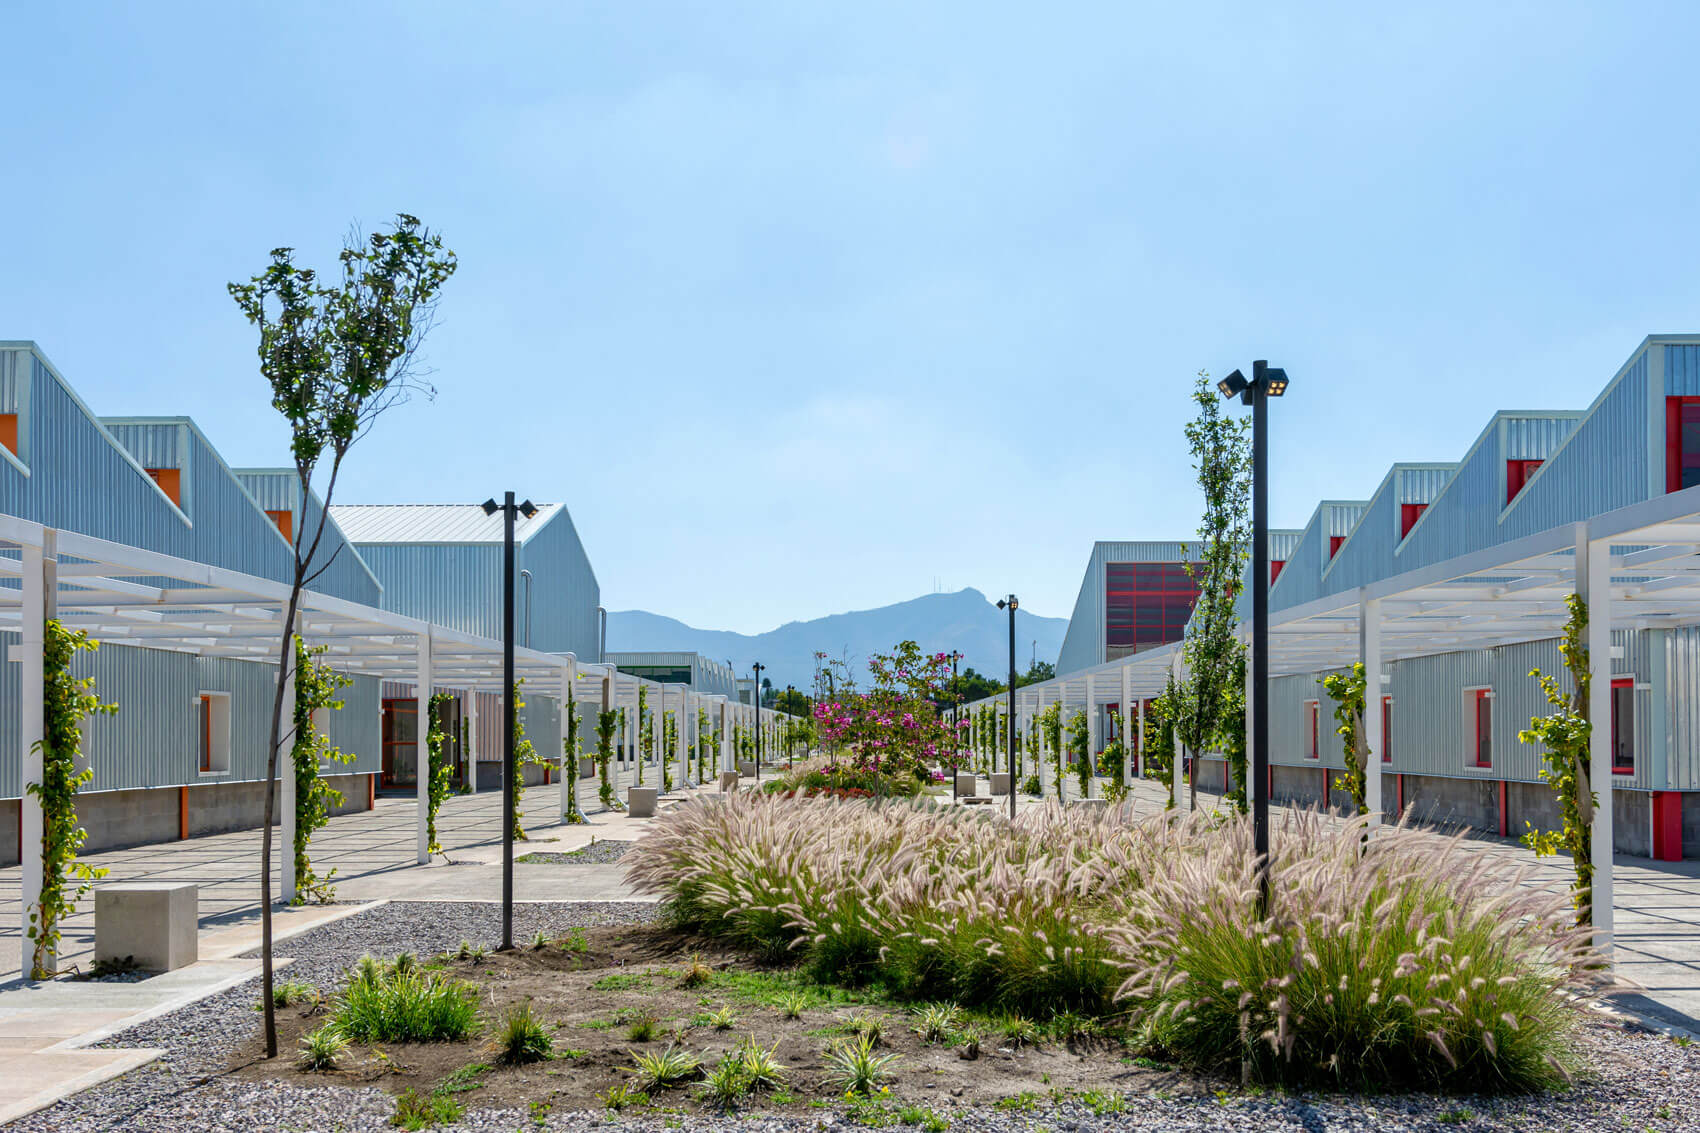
[[516, 839, 635, 865], [11, 900, 1700, 1133]]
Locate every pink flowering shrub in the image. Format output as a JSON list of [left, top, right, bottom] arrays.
[[813, 641, 970, 784]]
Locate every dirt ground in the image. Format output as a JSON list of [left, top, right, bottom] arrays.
[[229, 921, 1208, 1119]]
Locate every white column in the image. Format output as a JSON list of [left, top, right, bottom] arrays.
[[1120, 666, 1133, 790], [1085, 674, 1098, 793], [1360, 592, 1383, 830], [415, 630, 433, 864], [280, 615, 298, 903], [720, 699, 730, 771], [1583, 532, 1615, 957], [465, 690, 478, 795], [559, 655, 575, 820], [18, 538, 45, 971], [1136, 696, 1145, 780]]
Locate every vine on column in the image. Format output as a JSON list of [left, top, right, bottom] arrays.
[[28, 619, 117, 979], [293, 637, 354, 904]]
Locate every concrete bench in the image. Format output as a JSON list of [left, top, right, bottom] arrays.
[[95, 882, 198, 972]]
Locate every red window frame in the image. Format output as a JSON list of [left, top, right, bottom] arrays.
[[1328, 535, 1345, 560], [1505, 459, 1543, 503], [1381, 696, 1392, 764], [1668, 397, 1700, 493], [1470, 689, 1492, 768], [1399, 504, 1426, 539], [1306, 700, 1320, 759], [1611, 678, 1634, 775]]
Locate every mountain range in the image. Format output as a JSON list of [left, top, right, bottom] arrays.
[[606, 588, 1068, 693]]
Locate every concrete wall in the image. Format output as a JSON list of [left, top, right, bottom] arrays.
[[0, 773, 376, 865]]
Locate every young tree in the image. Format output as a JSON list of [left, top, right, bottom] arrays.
[[1175, 371, 1252, 812], [229, 214, 455, 1059]]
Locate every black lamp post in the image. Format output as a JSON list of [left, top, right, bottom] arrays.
[[751, 661, 765, 780], [1216, 361, 1288, 914], [481, 491, 537, 952], [947, 650, 964, 799], [996, 596, 1018, 820], [786, 684, 796, 767]]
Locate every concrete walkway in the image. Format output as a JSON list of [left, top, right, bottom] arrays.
[[0, 776, 721, 1125]]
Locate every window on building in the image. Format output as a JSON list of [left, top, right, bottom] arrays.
[[146, 467, 181, 506], [1381, 696, 1392, 763], [1399, 503, 1427, 539], [1328, 535, 1346, 560], [1667, 397, 1700, 492], [1105, 561, 1202, 655], [1468, 688, 1492, 767], [1506, 459, 1543, 503], [1271, 559, 1285, 584], [1306, 700, 1320, 759], [266, 509, 293, 543], [1612, 678, 1634, 775], [198, 692, 230, 774], [0, 413, 17, 456]]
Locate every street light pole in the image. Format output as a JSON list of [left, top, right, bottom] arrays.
[[482, 491, 537, 952], [1218, 361, 1288, 916], [751, 661, 765, 781], [997, 596, 1018, 821]]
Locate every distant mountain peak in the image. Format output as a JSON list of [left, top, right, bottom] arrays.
[[606, 589, 1065, 690]]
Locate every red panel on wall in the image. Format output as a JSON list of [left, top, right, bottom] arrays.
[[1653, 792, 1683, 862], [1668, 398, 1700, 492], [1328, 535, 1345, 559], [1399, 503, 1427, 538]]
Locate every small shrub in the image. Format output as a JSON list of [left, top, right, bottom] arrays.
[[1436, 1109, 1473, 1125], [498, 1002, 552, 1064], [734, 1037, 788, 1091], [390, 951, 418, 978], [1079, 1089, 1125, 1116], [437, 1063, 491, 1094], [333, 965, 479, 1043], [598, 1081, 649, 1111], [849, 1011, 886, 1046], [778, 990, 809, 1020], [391, 1088, 463, 1130], [272, 979, 317, 1008], [994, 1091, 1038, 1113], [912, 1002, 960, 1044], [453, 940, 487, 963], [629, 1044, 702, 1092], [1001, 1012, 1039, 1048], [705, 1004, 737, 1031], [825, 1034, 899, 1097], [679, 954, 714, 988], [626, 1013, 661, 1042], [296, 1023, 347, 1071], [699, 1053, 753, 1108], [897, 1104, 949, 1131], [561, 927, 589, 953], [528, 929, 551, 950]]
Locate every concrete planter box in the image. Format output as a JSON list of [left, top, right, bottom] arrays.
[[719, 770, 741, 792], [96, 882, 197, 972], [626, 786, 658, 818], [738, 760, 758, 778], [954, 772, 977, 796], [989, 772, 1012, 796]]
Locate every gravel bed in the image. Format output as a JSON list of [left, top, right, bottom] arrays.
[[12, 900, 1700, 1132], [516, 839, 635, 865]]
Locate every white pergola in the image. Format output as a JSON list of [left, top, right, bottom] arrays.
[[0, 513, 778, 971], [970, 484, 1700, 961]]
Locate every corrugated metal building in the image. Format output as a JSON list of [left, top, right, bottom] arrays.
[[1055, 541, 1206, 675], [0, 341, 604, 864], [606, 652, 739, 699]]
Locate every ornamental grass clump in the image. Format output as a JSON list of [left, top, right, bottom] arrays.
[[332, 961, 480, 1043], [1104, 810, 1598, 1091], [627, 793, 1602, 1092]]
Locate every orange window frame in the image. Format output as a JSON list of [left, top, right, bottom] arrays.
[[0, 413, 17, 456], [1306, 700, 1320, 759]]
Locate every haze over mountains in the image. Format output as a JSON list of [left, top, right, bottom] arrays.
[[607, 588, 1067, 692]]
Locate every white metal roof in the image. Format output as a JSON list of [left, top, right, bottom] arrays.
[[329, 503, 562, 545]]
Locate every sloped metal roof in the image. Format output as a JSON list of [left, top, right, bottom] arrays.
[[329, 502, 562, 544]]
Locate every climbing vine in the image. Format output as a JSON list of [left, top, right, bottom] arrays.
[[423, 691, 455, 856], [1037, 703, 1065, 800], [1099, 734, 1129, 802], [636, 686, 651, 785], [662, 709, 677, 791], [1320, 662, 1369, 815], [696, 708, 709, 783], [28, 620, 117, 979], [1067, 708, 1092, 798], [1518, 594, 1596, 925], [292, 638, 354, 904], [562, 684, 584, 823], [595, 707, 619, 809], [510, 680, 542, 840], [1146, 678, 1180, 810]]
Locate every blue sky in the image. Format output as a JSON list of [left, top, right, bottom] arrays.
[[4, 3, 1698, 635]]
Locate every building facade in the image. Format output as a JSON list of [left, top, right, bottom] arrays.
[[1055, 542, 1206, 675], [606, 651, 739, 699]]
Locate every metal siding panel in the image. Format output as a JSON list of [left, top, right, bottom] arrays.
[[356, 543, 501, 637], [1503, 352, 1650, 539], [0, 347, 21, 412], [517, 508, 600, 657], [1666, 345, 1700, 397], [1665, 627, 1700, 792], [1503, 416, 1580, 460], [1395, 466, 1456, 504], [103, 422, 184, 470]]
